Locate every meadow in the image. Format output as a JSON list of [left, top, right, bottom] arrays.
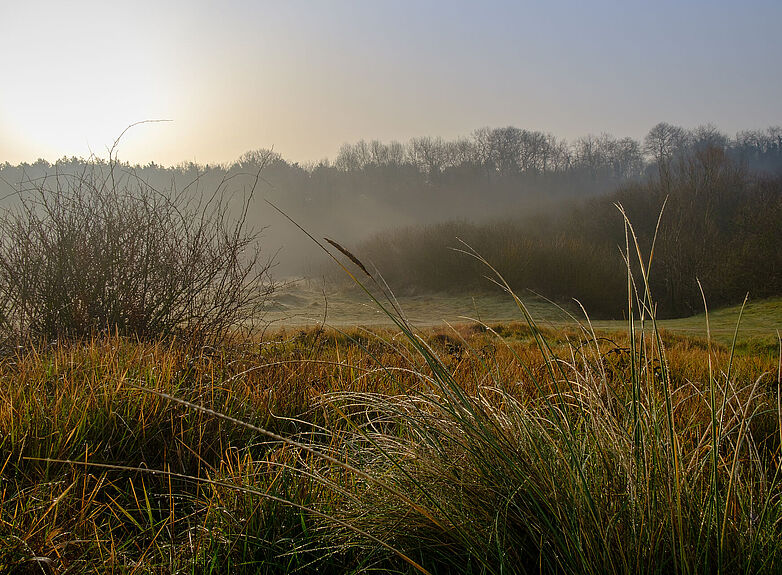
[[266, 282, 781, 351], [1, 277, 781, 573], [1, 149, 781, 574]]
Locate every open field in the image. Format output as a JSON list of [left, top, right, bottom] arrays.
[[263, 281, 575, 327], [266, 282, 782, 350], [646, 297, 782, 351]]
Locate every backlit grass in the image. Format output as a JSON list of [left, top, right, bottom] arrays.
[[0, 308, 779, 573], [1, 216, 781, 573]]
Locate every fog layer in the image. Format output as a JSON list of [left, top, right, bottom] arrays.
[[2, 123, 780, 292]]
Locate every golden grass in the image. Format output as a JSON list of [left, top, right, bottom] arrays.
[[0, 322, 779, 573]]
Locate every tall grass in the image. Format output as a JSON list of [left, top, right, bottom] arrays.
[[1, 211, 780, 572], [257, 207, 782, 573]]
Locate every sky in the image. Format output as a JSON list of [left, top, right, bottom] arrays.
[[1, 0, 781, 166]]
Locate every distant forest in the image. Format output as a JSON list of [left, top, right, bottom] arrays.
[[2, 122, 780, 317]]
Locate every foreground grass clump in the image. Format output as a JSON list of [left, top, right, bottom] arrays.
[[0, 330, 439, 572], [0, 336, 338, 572], [0, 313, 779, 573]]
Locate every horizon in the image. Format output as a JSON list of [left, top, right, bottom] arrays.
[[3, 119, 780, 170]]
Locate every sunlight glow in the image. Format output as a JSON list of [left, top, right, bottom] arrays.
[[1, 0, 780, 166]]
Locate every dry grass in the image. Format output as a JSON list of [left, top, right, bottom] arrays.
[[0, 316, 778, 573]]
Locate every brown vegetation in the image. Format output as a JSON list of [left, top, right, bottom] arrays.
[[0, 318, 779, 573]]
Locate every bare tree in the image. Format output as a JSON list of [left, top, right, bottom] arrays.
[[689, 123, 728, 153], [408, 136, 447, 180], [369, 140, 389, 166], [387, 141, 406, 166], [643, 122, 688, 184]]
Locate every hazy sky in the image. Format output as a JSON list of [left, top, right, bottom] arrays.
[[2, 0, 780, 166]]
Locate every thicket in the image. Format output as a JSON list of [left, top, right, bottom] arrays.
[[359, 146, 782, 318], [0, 156, 275, 342], [575, 146, 782, 316]]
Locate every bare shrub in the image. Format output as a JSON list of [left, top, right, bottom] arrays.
[[0, 154, 274, 342]]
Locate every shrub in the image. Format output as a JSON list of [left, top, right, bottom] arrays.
[[0, 156, 274, 342]]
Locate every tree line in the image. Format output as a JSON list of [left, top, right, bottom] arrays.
[[358, 144, 782, 318], [1, 122, 780, 285], [332, 122, 782, 179], [4, 122, 781, 199]]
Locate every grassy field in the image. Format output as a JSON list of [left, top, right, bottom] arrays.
[[267, 281, 781, 352], [650, 297, 782, 352], [2, 286, 781, 573], [263, 280, 574, 327]]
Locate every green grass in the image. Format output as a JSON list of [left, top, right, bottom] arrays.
[[267, 282, 782, 354], [651, 297, 782, 351], [264, 281, 575, 327]]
